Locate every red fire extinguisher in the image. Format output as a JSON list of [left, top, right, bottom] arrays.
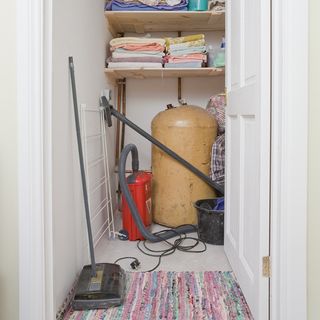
[[122, 171, 152, 241]]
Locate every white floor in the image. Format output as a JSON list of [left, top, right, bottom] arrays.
[[95, 214, 231, 273]]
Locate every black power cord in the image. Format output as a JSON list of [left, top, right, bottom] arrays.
[[137, 225, 207, 272], [114, 224, 207, 272], [114, 256, 141, 270]]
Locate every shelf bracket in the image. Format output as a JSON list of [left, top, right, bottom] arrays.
[[177, 31, 187, 105], [115, 78, 126, 166], [178, 77, 187, 105]]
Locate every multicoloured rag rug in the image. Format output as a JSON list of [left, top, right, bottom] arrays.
[[63, 271, 253, 320]]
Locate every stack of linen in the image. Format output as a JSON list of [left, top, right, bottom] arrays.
[[208, 0, 225, 13], [107, 37, 165, 69], [163, 34, 207, 68], [105, 0, 188, 11]]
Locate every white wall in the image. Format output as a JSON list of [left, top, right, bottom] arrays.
[[0, 2, 19, 320], [52, 0, 115, 312], [308, 0, 320, 318], [125, 31, 225, 169]]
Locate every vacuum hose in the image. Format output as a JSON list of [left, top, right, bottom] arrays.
[[119, 143, 197, 242]]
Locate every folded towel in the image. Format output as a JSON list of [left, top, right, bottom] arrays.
[[167, 39, 206, 51], [168, 46, 207, 55], [164, 61, 203, 68], [138, 0, 182, 6], [164, 53, 207, 63], [106, 0, 188, 11], [112, 48, 165, 55], [112, 52, 165, 59], [110, 37, 165, 47], [108, 62, 163, 68], [165, 34, 205, 46], [107, 56, 164, 63], [111, 43, 165, 52]]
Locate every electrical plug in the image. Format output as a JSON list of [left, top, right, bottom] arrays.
[[130, 259, 141, 270]]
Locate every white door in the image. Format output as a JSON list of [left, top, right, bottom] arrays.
[[224, 0, 271, 319]]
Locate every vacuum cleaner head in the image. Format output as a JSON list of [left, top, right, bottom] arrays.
[[72, 263, 126, 310]]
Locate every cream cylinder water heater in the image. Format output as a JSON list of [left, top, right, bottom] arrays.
[[151, 105, 218, 227]]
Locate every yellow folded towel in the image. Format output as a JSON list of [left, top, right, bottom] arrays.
[[167, 39, 206, 50], [110, 37, 165, 47], [165, 34, 205, 47]]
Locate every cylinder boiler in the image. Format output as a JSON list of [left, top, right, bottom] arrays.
[[151, 105, 218, 227]]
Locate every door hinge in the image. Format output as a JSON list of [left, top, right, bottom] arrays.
[[224, 87, 228, 105], [218, 87, 228, 105], [262, 256, 271, 278]]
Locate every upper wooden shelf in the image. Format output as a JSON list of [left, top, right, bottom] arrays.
[[105, 67, 224, 80], [105, 11, 225, 36]]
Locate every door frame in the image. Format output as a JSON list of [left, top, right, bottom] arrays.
[[270, 0, 308, 318], [17, 0, 54, 319], [17, 1, 308, 319]]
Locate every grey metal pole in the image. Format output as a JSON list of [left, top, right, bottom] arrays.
[[69, 57, 97, 277]]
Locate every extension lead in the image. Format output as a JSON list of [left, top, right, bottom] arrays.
[[115, 227, 207, 273], [138, 229, 207, 272]]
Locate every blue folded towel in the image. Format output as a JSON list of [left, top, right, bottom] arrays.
[[105, 0, 188, 11]]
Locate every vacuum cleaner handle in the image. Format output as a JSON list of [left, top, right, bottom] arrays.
[[69, 57, 97, 276], [101, 96, 224, 196], [130, 142, 139, 173], [101, 96, 113, 127]]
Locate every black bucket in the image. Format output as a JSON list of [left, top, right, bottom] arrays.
[[194, 198, 224, 245]]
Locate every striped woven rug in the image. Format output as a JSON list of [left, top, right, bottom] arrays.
[[63, 271, 253, 320]]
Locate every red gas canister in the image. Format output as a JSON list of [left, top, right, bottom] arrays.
[[122, 171, 152, 241]]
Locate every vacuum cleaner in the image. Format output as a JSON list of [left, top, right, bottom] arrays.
[[69, 57, 125, 310], [101, 96, 224, 243]]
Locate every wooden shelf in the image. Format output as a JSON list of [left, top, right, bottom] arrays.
[[104, 11, 225, 81], [105, 11, 225, 36], [105, 67, 224, 80]]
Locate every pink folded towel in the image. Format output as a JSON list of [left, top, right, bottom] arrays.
[[111, 43, 165, 52], [164, 53, 207, 63], [107, 56, 163, 63]]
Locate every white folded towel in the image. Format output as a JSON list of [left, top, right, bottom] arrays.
[[108, 62, 163, 69]]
